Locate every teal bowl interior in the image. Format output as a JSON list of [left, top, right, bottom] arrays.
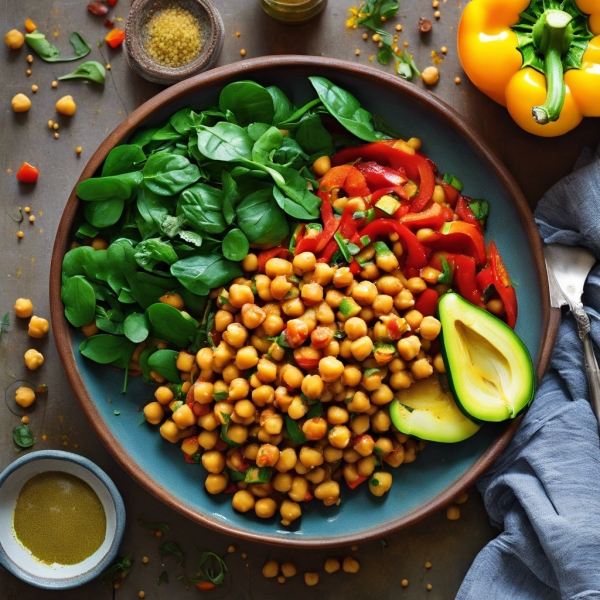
[[53, 57, 548, 547]]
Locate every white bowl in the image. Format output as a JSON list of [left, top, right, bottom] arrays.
[[0, 451, 125, 589]]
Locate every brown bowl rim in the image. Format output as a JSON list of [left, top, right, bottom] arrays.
[[49, 55, 559, 548]]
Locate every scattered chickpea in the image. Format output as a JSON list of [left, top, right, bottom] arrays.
[[11, 93, 31, 113], [324, 558, 340, 574], [403, 41, 409, 47], [76, 146, 82, 154], [28, 315, 49, 338], [351, 545, 358, 551], [53, 123, 59, 129], [421, 66, 440, 85], [15, 387, 36, 408], [54, 132, 59, 139], [277, 575, 285, 584], [454, 491, 469, 504], [48, 120, 54, 128], [240, 49, 246, 56], [427, 584, 433, 591], [355, 49, 361, 55], [105, 64, 111, 70], [21, 415, 30, 424], [55, 95, 76, 116], [235, 31, 241, 37], [395, 24, 402, 31], [18, 231, 24, 238], [228, 545, 235, 553], [138, 592, 145, 599], [15, 298, 33, 318], [362, 33, 368, 39], [372, 33, 381, 42], [433, 0, 439, 6], [304, 572, 319, 586], [441, 45, 448, 53], [142, 556, 149, 564], [434, 10, 441, 18], [343, 556, 360, 573], [446, 505, 461, 520], [5, 30, 25, 49], [24, 349, 44, 370], [402, 579, 409, 587], [425, 561, 432, 569], [31, 85, 38, 93], [455, 76, 462, 84], [242, 552, 248, 559], [52, 81, 58, 88], [29, 215, 35, 222], [26, 54, 33, 63], [262, 560, 279, 578]]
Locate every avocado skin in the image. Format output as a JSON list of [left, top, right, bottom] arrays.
[[437, 292, 535, 423]]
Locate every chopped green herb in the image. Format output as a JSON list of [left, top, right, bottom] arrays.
[[364, 368, 380, 377], [443, 172, 463, 192], [159, 542, 184, 567], [213, 391, 228, 401], [13, 425, 34, 448], [371, 478, 380, 487], [360, 235, 371, 246], [373, 241, 393, 256], [353, 211, 367, 219], [437, 256, 452, 285], [138, 519, 170, 532], [100, 554, 133, 584], [219, 295, 229, 306], [158, 571, 169, 586], [113, 410, 120, 416]]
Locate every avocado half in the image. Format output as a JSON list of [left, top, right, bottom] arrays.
[[437, 292, 535, 422], [389, 375, 481, 443]]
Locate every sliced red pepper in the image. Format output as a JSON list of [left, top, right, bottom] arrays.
[[103, 18, 114, 27], [316, 237, 339, 264], [105, 28, 125, 48], [455, 195, 481, 230], [413, 288, 439, 317], [184, 453, 198, 464], [401, 202, 447, 231], [453, 255, 486, 308], [192, 403, 210, 417], [489, 241, 518, 328], [355, 161, 407, 190], [387, 316, 405, 340], [223, 483, 238, 494], [295, 357, 319, 370], [347, 475, 368, 489], [409, 159, 436, 213], [353, 219, 427, 271], [350, 433, 373, 446], [16, 162, 39, 183], [314, 193, 339, 253], [303, 491, 314, 502], [441, 182, 460, 208], [349, 259, 361, 275], [319, 164, 370, 198], [476, 266, 494, 293], [258, 247, 291, 272], [427, 221, 487, 266], [196, 581, 217, 591]]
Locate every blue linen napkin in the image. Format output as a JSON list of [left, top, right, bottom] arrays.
[[456, 146, 600, 600]]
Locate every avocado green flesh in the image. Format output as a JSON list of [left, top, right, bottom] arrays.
[[438, 293, 535, 423], [389, 375, 481, 443]]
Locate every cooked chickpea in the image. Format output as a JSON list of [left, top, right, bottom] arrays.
[[299, 445, 324, 467], [301, 282, 323, 306], [194, 347, 212, 371], [370, 410, 392, 433], [404, 309, 423, 332], [390, 370, 412, 389], [202, 450, 226, 474], [313, 155, 331, 177], [255, 274, 274, 301], [176, 351, 195, 373], [432, 184, 446, 204], [302, 417, 327, 441], [369, 471, 392, 496], [314, 480, 340, 502], [274, 472, 294, 492], [406, 278, 427, 295], [229, 284, 254, 308], [293, 252, 317, 273], [228, 424, 249, 445], [24, 348, 44, 370], [319, 356, 344, 382], [447, 505, 461, 520], [173, 404, 196, 429], [28, 315, 49, 338], [281, 297, 305, 317], [328, 425, 351, 449], [351, 280, 378, 306], [81, 322, 99, 337], [346, 390, 371, 413], [11, 93, 31, 113], [262, 560, 279, 578], [256, 443, 280, 467], [313, 263, 334, 286], [235, 346, 259, 370], [242, 253, 258, 272], [265, 258, 292, 279], [304, 572, 319, 586], [143, 402, 164, 425], [324, 558, 341, 574], [487, 298, 505, 315], [397, 335, 421, 361], [376, 252, 399, 273], [420, 316, 441, 340], [344, 317, 367, 340], [350, 336, 374, 361], [275, 447, 297, 473], [376, 276, 402, 296], [333, 267, 354, 288], [160, 420, 180, 443], [5, 29, 25, 49], [433, 353, 446, 373], [281, 563, 298, 578], [205, 473, 229, 495], [198, 429, 219, 449], [394, 289, 415, 310], [301, 374, 325, 400], [343, 557, 361, 573], [158, 292, 184, 310], [214, 309, 234, 332], [255, 497, 277, 518], [280, 499, 302, 524], [287, 395, 308, 420], [411, 358, 433, 380], [14, 298, 33, 318], [55, 95, 76, 116], [15, 387, 35, 408], [327, 405, 349, 425], [270, 276, 293, 300]]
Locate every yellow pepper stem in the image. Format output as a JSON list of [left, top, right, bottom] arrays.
[[532, 10, 573, 125]]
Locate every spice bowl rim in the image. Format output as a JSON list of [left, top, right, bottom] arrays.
[[125, 0, 224, 86], [0, 450, 125, 589]]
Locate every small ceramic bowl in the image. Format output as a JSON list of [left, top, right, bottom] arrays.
[[125, 0, 224, 85], [0, 451, 125, 589]]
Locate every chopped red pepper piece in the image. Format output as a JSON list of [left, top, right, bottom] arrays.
[[295, 356, 320, 370], [349, 259, 361, 275], [455, 195, 481, 229], [105, 28, 125, 48], [214, 438, 229, 452], [441, 182, 460, 208], [347, 475, 368, 489], [401, 202, 447, 231], [196, 581, 217, 591], [104, 18, 114, 27], [427, 221, 487, 266], [16, 162, 39, 183], [413, 288, 439, 317], [223, 483, 238, 494], [489, 241, 518, 328], [107, 0, 118, 6], [409, 159, 436, 213], [319, 165, 370, 198], [355, 161, 407, 190], [429, 252, 485, 308], [303, 491, 314, 502], [476, 266, 494, 293], [316, 237, 339, 264], [257, 247, 291, 272], [184, 453, 198, 464], [370, 186, 409, 203], [353, 219, 428, 270]]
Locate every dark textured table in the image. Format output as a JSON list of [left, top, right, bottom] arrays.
[[1, 0, 597, 598]]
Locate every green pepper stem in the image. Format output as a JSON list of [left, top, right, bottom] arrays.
[[532, 10, 573, 125]]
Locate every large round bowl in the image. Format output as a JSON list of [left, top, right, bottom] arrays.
[[50, 56, 559, 548]]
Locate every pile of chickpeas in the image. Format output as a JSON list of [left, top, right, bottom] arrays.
[[138, 214, 446, 526]]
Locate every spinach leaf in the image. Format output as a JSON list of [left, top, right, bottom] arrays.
[[197, 122, 254, 163], [25, 30, 90, 62], [177, 183, 227, 234], [139, 346, 158, 383], [222, 229, 249, 262], [251, 127, 284, 164], [143, 154, 200, 196], [61, 276, 96, 327], [395, 50, 421, 80], [129, 126, 162, 148], [159, 542, 185, 567], [137, 184, 175, 232], [221, 171, 239, 226], [134, 238, 179, 271], [127, 271, 178, 310], [295, 114, 335, 158], [146, 303, 199, 348], [178, 230, 203, 247], [161, 215, 188, 238], [96, 305, 125, 335], [171, 254, 243, 295], [77, 176, 132, 202], [148, 350, 182, 383], [58, 60, 105, 83], [309, 77, 388, 142], [266, 86, 296, 125], [247, 122, 272, 142], [170, 108, 199, 135], [138, 519, 170, 532], [273, 137, 310, 169], [152, 122, 182, 141], [235, 188, 289, 244], [62, 246, 110, 284], [13, 425, 35, 448], [219, 81, 275, 127], [278, 98, 321, 129], [79, 334, 137, 365], [102, 145, 146, 177], [84, 197, 125, 228], [123, 312, 150, 343], [272, 186, 319, 221]]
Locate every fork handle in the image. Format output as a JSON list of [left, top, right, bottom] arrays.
[[573, 304, 600, 431]]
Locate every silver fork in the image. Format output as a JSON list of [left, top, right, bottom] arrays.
[[544, 243, 600, 429]]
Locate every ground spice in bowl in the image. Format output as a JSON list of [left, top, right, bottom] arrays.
[[144, 4, 203, 68]]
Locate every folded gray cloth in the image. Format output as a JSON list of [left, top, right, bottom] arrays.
[[456, 146, 600, 600]]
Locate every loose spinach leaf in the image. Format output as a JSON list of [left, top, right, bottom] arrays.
[[123, 312, 150, 343], [161, 215, 188, 238], [235, 188, 290, 244], [58, 60, 105, 83], [197, 122, 254, 163], [61, 276, 96, 327], [127, 271, 178, 310], [129, 126, 162, 148], [25, 30, 90, 62], [138, 519, 170, 531], [13, 425, 35, 448], [222, 229, 249, 262], [171, 254, 243, 296], [278, 98, 321, 129], [159, 542, 185, 567], [177, 183, 227, 234], [102, 145, 146, 177], [285, 415, 307, 444], [148, 349, 182, 383], [143, 153, 200, 196], [219, 81, 275, 127], [272, 181, 320, 221], [77, 176, 132, 202], [152, 122, 183, 141], [247, 122, 272, 142], [309, 77, 388, 142], [146, 303, 198, 348]]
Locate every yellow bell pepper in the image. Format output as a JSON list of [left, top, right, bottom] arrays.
[[458, 0, 600, 137]]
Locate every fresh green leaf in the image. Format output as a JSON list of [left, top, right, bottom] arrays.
[[244, 466, 273, 483], [222, 229, 249, 262], [364, 368, 381, 377], [285, 415, 307, 444], [148, 349, 182, 383], [295, 114, 335, 158], [158, 571, 169, 586], [79, 335, 136, 366], [196, 552, 228, 586], [468, 199, 490, 226], [334, 231, 352, 263], [25, 30, 90, 62], [252, 126, 284, 164], [13, 425, 35, 448], [437, 256, 452, 284], [102, 145, 146, 177], [134, 238, 179, 271], [219, 81, 275, 127], [61, 276, 96, 327], [267, 86, 296, 125], [197, 122, 254, 163], [58, 60, 105, 83], [221, 412, 241, 447], [143, 153, 200, 196], [395, 50, 421, 80], [213, 391, 228, 402], [171, 253, 243, 296], [123, 312, 150, 343], [159, 542, 185, 567], [235, 188, 290, 244], [177, 183, 227, 234], [100, 554, 133, 584]]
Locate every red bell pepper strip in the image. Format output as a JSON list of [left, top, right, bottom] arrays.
[[215, 438, 229, 452], [258, 247, 291, 272], [317, 237, 339, 263], [441, 182, 459, 208], [196, 581, 217, 591], [427, 221, 487, 266], [184, 453, 198, 464], [16, 162, 39, 183], [455, 196, 481, 229], [319, 165, 370, 198], [347, 475, 368, 489], [303, 491, 314, 502], [349, 259, 361, 275], [353, 219, 427, 270], [314, 195, 340, 253], [453, 255, 486, 308], [370, 186, 409, 202], [105, 28, 125, 48], [413, 288, 439, 317], [476, 266, 494, 293], [401, 202, 447, 231], [489, 241, 518, 328], [355, 161, 407, 190], [107, 0, 118, 6], [408, 159, 436, 213]]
